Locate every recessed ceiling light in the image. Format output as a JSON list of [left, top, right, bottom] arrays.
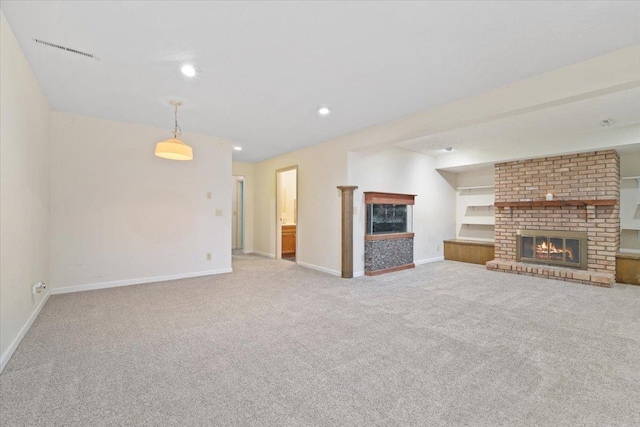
[[233, 146, 242, 151], [318, 107, 331, 116], [444, 147, 454, 152], [181, 65, 196, 77], [601, 119, 615, 127]]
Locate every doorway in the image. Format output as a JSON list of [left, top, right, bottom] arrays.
[[276, 166, 297, 262], [232, 175, 244, 251]]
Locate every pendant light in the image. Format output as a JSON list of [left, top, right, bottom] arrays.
[[155, 100, 193, 161]]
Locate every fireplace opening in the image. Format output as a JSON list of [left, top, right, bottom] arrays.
[[517, 230, 587, 269]]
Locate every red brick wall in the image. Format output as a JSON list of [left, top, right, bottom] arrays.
[[494, 150, 620, 273]]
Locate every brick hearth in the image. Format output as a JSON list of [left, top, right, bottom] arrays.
[[488, 150, 620, 287]]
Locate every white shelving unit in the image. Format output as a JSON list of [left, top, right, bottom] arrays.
[[620, 175, 640, 252], [462, 204, 495, 226], [457, 185, 495, 242], [621, 175, 640, 183], [457, 185, 495, 190]]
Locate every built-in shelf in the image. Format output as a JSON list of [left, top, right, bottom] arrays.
[[457, 184, 495, 242], [457, 185, 494, 190], [462, 218, 495, 226], [465, 205, 494, 216]]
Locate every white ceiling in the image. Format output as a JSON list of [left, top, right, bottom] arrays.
[[398, 87, 640, 158], [2, 1, 640, 162]]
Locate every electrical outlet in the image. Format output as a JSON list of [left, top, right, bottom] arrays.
[[215, 209, 223, 216], [32, 281, 46, 295], [206, 253, 212, 261], [206, 192, 212, 199]]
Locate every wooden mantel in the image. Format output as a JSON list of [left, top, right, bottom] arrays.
[[494, 199, 617, 221], [494, 199, 617, 208]]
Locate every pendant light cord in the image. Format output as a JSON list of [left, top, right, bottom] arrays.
[[173, 104, 183, 139]]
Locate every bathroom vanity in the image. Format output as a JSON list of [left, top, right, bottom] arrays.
[[281, 224, 296, 258]]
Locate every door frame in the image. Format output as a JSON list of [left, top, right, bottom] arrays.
[[275, 165, 298, 260], [232, 175, 245, 251]]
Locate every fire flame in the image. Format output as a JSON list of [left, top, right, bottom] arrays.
[[536, 241, 573, 261]]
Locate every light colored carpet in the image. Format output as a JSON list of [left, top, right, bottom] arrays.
[[1, 255, 639, 426]]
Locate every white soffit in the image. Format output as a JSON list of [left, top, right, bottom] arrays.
[[2, 1, 640, 162], [400, 87, 640, 157]]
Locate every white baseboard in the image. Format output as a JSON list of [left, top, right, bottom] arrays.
[[415, 256, 445, 265], [51, 268, 233, 295], [296, 261, 341, 277], [353, 271, 365, 278], [0, 291, 50, 373], [252, 251, 275, 259]]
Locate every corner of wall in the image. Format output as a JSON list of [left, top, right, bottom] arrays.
[[0, 10, 52, 370]]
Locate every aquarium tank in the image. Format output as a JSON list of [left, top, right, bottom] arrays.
[[366, 203, 413, 235]]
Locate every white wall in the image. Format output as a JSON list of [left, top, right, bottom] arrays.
[[0, 11, 51, 370], [620, 151, 640, 178], [232, 162, 254, 254], [253, 142, 346, 273], [50, 112, 233, 292], [348, 148, 456, 275], [455, 167, 494, 188]]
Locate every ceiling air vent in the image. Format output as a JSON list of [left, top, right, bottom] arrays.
[[33, 39, 98, 60]]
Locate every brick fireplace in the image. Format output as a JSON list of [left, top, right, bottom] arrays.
[[487, 150, 620, 287]]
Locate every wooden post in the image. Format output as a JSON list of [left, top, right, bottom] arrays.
[[337, 186, 358, 278]]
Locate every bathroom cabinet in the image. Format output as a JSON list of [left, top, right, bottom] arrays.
[[282, 224, 296, 258]]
